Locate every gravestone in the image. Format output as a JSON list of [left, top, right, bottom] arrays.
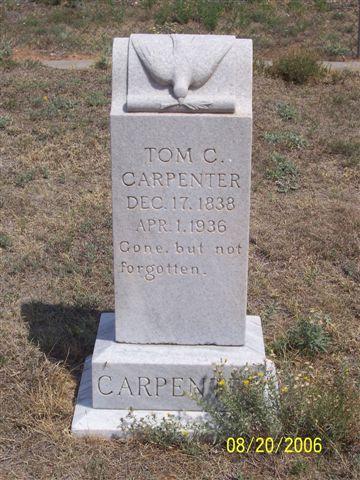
[[72, 34, 273, 437]]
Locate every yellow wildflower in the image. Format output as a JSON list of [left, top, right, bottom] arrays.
[[281, 386, 288, 393], [217, 378, 226, 387], [243, 379, 250, 386]]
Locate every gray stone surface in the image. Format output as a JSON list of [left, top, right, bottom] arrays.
[[263, 59, 360, 72], [71, 35, 276, 437], [91, 313, 267, 411], [111, 36, 252, 346], [72, 313, 273, 437], [40, 59, 96, 70], [72, 356, 209, 438], [128, 34, 236, 113], [322, 60, 360, 72]]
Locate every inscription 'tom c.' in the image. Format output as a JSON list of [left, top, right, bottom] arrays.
[[145, 147, 218, 164]]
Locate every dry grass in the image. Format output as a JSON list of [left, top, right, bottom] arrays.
[[0, 0, 359, 60], [0, 7, 360, 479]]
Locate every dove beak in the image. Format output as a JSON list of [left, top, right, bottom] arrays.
[[173, 80, 189, 100]]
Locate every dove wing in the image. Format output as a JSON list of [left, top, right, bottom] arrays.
[[187, 38, 234, 89], [131, 37, 174, 86]]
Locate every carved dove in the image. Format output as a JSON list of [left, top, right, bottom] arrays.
[[131, 34, 234, 106]]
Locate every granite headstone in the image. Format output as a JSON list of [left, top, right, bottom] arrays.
[[72, 34, 273, 437]]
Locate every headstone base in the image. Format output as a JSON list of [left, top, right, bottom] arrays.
[[72, 313, 274, 438]]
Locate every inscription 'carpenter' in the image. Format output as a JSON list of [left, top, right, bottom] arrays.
[[97, 375, 215, 397], [121, 171, 241, 188]]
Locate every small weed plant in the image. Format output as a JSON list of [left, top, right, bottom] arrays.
[[276, 102, 297, 121], [0, 41, 12, 62], [273, 313, 331, 357], [279, 366, 359, 447], [95, 56, 108, 70]]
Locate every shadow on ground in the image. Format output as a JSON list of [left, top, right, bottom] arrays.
[[22, 301, 102, 370]]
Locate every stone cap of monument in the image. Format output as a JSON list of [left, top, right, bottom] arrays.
[[111, 34, 252, 117]]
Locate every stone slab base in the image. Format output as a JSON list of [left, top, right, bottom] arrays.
[[72, 357, 210, 438], [72, 313, 274, 438]]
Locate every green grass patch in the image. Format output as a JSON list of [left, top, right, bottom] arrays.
[[328, 139, 360, 167], [0, 233, 12, 249], [86, 92, 108, 107], [324, 43, 350, 58], [266, 153, 299, 193], [155, 0, 224, 31], [272, 51, 327, 84], [0, 41, 12, 61], [15, 169, 36, 187]]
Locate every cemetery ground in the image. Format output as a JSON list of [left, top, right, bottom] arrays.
[[1, 50, 359, 479], [1, 0, 360, 62], [1, 3, 360, 480]]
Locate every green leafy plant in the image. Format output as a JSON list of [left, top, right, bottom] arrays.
[[172, 0, 192, 24], [195, 0, 224, 31], [155, 2, 172, 25], [264, 131, 307, 149], [0, 116, 10, 129], [108, 362, 358, 454], [324, 43, 349, 58]]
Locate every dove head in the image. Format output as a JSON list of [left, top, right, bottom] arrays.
[[173, 84, 188, 100], [172, 75, 190, 101]]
